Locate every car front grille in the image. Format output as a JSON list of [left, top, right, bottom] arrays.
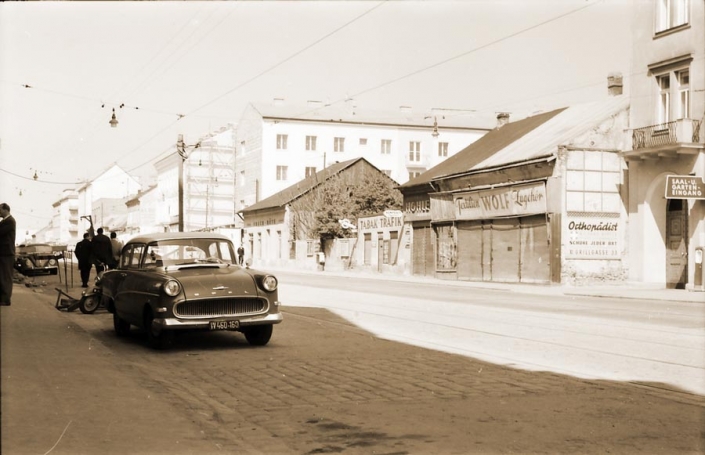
[[174, 298, 268, 318]]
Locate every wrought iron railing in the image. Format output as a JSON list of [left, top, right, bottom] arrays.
[[632, 119, 702, 150]]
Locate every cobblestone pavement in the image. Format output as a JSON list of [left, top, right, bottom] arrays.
[[2, 278, 704, 454]]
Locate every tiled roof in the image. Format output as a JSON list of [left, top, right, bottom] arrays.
[[249, 102, 496, 130], [239, 158, 366, 213], [399, 96, 629, 189]]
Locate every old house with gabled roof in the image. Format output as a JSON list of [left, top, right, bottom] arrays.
[[398, 93, 631, 285], [239, 157, 399, 271]]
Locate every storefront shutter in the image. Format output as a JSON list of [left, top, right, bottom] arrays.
[[457, 221, 483, 281], [520, 215, 550, 283]]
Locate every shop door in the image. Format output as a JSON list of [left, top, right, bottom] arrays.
[[457, 221, 482, 281], [363, 233, 372, 265], [666, 199, 688, 289], [520, 215, 551, 283], [491, 218, 520, 283], [412, 225, 434, 276]]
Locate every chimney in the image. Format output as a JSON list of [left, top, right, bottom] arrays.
[[496, 112, 510, 129], [608, 72, 623, 96]]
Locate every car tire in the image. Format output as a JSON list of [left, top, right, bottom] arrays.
[[79, 294, 100, 314], [243, 324, 273, 346], [113, 312, 130, 337], [145, 311, 174, 350]]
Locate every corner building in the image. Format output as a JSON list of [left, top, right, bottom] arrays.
[[623, 0, 704, 289]]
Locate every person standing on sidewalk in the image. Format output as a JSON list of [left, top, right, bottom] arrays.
[[110, 231, 123, 269], [0, 203, 17, 306], [91, 227, 112, 274], [237, 244, 245, 265], [74, 233, 94, 288]]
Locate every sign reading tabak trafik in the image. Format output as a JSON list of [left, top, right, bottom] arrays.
[[665, 175, 705, 200]]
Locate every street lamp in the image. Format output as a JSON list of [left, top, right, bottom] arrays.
[[109, 108, 119, 128]]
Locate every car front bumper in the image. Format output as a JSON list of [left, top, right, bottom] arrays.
[[153, 312, 283, 331]]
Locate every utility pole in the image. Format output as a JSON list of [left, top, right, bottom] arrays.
[[177, 134, 186, 232], [177, 134, 200, 233]]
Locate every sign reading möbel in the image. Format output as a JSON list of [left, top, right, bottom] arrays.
[[665, 175, 705, 199]]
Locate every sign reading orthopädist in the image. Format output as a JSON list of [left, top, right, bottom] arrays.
[[665, 175, 705, 199], [453, 182, 547, 220]]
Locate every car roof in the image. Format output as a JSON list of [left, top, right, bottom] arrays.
[[127, 232, 233, 245]]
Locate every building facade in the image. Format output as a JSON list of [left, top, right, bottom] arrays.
[[399, 96, 631, 285], [235, 101, 491, 213], [623, 0, 704, 289]]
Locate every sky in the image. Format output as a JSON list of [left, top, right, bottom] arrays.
[[0, 0, 632, 240]]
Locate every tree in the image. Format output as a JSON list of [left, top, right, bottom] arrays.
[[288, 171, 402, 241]]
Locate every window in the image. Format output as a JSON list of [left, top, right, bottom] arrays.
[[276, 165, 288, 181], [305, 166, 316, 178], [359, 138, 367, 146], [438, 142, 449, 157], [306, 135, 317, 151], [409, 141, 421, 162], [566, 150, 621, 213], [381, 139, 392, 154], [657, 0, 689, 32], [276, 134, 288, 150], [657, 74, 670, 123], [240, 170, 245, 187], [334, 137, 345, 152], [677, 69, 690, 119], [409, 171, 421, 180]]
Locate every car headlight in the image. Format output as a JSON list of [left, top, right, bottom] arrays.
[[163, 280, 181, 297], [48, 259, 57, 266], [261, 275, 278, 292]]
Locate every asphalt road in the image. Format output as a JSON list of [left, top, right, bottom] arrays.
[[1, 273, 704, 455]]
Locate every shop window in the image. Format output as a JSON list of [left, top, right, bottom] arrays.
[[565, 150, 621, 214]]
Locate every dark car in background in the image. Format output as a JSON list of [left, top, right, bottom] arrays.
[[99, 232, 282, 349], [14, 243, 63, 277]]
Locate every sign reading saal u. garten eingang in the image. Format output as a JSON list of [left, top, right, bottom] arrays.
[[665, 175, 705, 199]]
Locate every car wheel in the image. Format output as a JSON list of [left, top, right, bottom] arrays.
[[113, 312, 130, 337], [145, 310, 174, 350], [243, 325, 273, 346], [79, 294, 100, 314]]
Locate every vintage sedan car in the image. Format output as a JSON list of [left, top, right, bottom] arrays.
[[14, 243, 62, 277], [99, 232, 282, 349]]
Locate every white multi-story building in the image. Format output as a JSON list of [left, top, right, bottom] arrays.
[[623, 0, 704, 289], [234, 101, 492, 212], [45, 164, 140, 245], [153, 126, 237, 234]]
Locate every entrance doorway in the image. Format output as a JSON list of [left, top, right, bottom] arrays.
[[666, 199, 688, 289]]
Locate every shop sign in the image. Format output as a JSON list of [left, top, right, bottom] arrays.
[[358, 214, 403, 233], [566, 216, 620, 260], [454, 182, 546, 220], [665, 175, 705, 199]]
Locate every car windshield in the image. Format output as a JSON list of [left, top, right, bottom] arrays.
[[144, 239, 236, 268], [20, 244, 53, 254]]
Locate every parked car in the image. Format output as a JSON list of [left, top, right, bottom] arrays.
[[14, 243, 62, 277], [99, 232, 282, 349]]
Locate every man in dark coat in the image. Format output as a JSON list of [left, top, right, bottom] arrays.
[[74, 233, 93, 287], [0, 203, 17, 306], [91, 227, 112, 275]]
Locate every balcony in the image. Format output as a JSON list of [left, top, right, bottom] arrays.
[[625, 119, 703, 160]]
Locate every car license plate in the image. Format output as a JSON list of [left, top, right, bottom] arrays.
[[209, 320, 240, 330]]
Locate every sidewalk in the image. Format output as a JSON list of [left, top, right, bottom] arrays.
[[266, 264, 705, 304]]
